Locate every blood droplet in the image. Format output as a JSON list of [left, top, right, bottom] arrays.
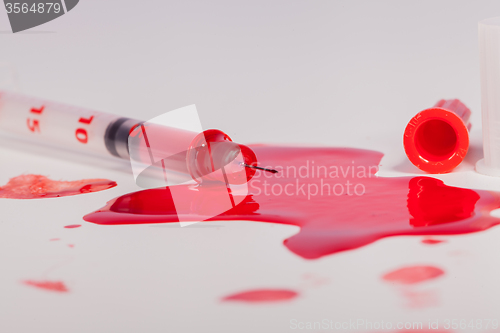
[[222, 289, 298, 303], [22, 280, 69, 293], [382, 266, 445, 285]]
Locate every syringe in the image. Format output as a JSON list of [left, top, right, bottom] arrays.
[[0, 91, 276, 184]]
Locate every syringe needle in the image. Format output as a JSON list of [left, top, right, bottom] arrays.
[[244, 164, 278, 174]]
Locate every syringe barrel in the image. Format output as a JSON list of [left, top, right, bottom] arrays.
[[0, 91, 206, 173], [0, 91, 122, 157], [0, 91, 203, 175], [0, 91, 257, 184]]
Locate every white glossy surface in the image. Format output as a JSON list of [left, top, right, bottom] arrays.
[[0, 1, 500, 332]]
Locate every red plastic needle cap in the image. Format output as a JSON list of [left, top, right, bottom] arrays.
[[403, 99, 471, 174]]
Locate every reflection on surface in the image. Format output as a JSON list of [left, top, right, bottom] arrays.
[[407, 177, 480, 227]]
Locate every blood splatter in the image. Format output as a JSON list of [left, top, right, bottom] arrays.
[[22, 280, 69, 293], [64, 224, 81, 229], [84, 146, 500, 260], [222, 289, 298, 303], [421, 238, 446, 245], [0, 174, 116, 199], [382, 266, 445, 285]]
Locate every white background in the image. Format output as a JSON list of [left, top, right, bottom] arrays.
[[1, 1, 500, 332]]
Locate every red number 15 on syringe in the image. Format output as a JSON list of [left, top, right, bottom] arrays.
[[26, 104, 94, 144]]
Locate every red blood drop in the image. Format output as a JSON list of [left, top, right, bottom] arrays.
[[64, 224, 81, 229], [382, 266, 445, 285], [222, 289, 298, 303], [421, 238, 446, 245], [22, 280, 69, 293]]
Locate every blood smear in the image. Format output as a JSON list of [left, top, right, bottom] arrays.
[[84, 146, 500, 260], [64, 224, 81, 229], [421, 238, 446, 245], [382, 266, 445, 285], [0, 174, 116, 199], [222, 289, 298, 303], [22, 280, 69, 293]]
